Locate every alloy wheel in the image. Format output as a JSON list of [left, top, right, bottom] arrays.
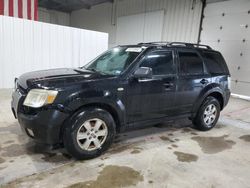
[[203, 104, 217, 127], [76, 118, 108, 151]]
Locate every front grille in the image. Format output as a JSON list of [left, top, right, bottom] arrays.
[[17, 84, 27, 95], [15, 82, 28, 114], [22, 106, 38, 115]]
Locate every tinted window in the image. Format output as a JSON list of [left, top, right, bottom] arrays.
[[140, 51, 174, 75], [179, 51, 203, 75], [203, 52, 228, 74]]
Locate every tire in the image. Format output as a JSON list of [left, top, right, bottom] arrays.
[[63, 108, 116, 160], [193, 96, 220, 131]]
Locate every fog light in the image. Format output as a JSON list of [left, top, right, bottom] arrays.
[[26, 128, 34, 137]]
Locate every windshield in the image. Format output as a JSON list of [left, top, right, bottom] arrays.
[[84, 47, 143, 75]]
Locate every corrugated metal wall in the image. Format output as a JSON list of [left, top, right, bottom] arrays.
[[116, 0, 203, 43], [116, 10, 165, 44], [200, 0, 250, 96], [38, 8, 70, 26], [0, 16, 108, 88], [70, 0, 203, 47]]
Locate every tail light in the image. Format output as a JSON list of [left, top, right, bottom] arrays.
[[227, 76, 231, 90]]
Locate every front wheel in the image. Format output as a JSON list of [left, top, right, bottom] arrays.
[[63, 108, 116, 160], [193, 96, 220, 131]]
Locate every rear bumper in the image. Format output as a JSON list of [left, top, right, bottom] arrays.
[[17, 109, 69, 145], [223, 89, 231, 108]]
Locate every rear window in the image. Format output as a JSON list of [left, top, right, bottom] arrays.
[[202, 52, 229, 74]]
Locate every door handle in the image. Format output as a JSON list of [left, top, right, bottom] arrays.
[[200, 79, 208, 85], [163, 82, 174, 89]]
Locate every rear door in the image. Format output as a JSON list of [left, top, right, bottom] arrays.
[[174, 49, 210, 114]]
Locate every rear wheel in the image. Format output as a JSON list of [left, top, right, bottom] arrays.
[[63, 108, 116, 160], [193, 96, 220, 131]]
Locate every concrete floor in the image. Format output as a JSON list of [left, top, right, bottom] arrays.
[[0, 89, 250, 188]]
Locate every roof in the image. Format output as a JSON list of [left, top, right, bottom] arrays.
[[38, 0, 113, 12]]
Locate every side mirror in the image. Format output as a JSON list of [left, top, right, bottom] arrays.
[[133, 67, 152, 79]]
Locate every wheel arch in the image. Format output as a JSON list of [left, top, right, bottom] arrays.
[[74, 102, 122, 131], [192, 87, 224, 119], [206, 92, 224, 110], [59, 101, 124, 142]]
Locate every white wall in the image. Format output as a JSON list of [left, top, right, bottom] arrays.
[[200, 0, 250, 96], [70, 0, 203, 48], [0, 16, 108, 88], [38, 8, 70, 26], [70, 3, 116, 48]]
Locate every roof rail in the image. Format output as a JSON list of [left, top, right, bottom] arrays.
[[168, 42, 212, 49], [137, 41, 212, 50], [137, 41, 171, 46]]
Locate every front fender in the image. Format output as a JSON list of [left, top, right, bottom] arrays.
[[61, 89, 126, 127]]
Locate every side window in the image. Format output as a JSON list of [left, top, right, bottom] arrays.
[[202, 52, 228, 74], [140, 51, 174, 76], [178, 51, 204, 75]]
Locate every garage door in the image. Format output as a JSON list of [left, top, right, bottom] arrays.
[[200, 0, 250, 96]]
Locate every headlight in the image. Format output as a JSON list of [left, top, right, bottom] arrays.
[[23, 89, 58, 108]]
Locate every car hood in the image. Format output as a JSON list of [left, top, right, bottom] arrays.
[[18, 68, 112, 89]]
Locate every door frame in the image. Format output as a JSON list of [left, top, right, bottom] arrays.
[[125, 48, 178, 124]]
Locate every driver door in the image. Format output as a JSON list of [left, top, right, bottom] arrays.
[[126, 50, 177, 123]]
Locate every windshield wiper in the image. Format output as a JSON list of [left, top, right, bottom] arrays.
[[81, 67, 111, 75], [84, 67, 98, 72], [85, 67, 110, 75], [89, 68, 99, 73]]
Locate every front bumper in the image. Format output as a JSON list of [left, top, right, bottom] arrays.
[[11, 90, 69, 145], [17, 109, 69, 145]]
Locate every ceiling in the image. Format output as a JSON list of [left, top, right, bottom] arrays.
[[38, 0, 113, 12]]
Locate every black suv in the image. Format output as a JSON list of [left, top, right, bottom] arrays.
[[11, 42, 231, 159]]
